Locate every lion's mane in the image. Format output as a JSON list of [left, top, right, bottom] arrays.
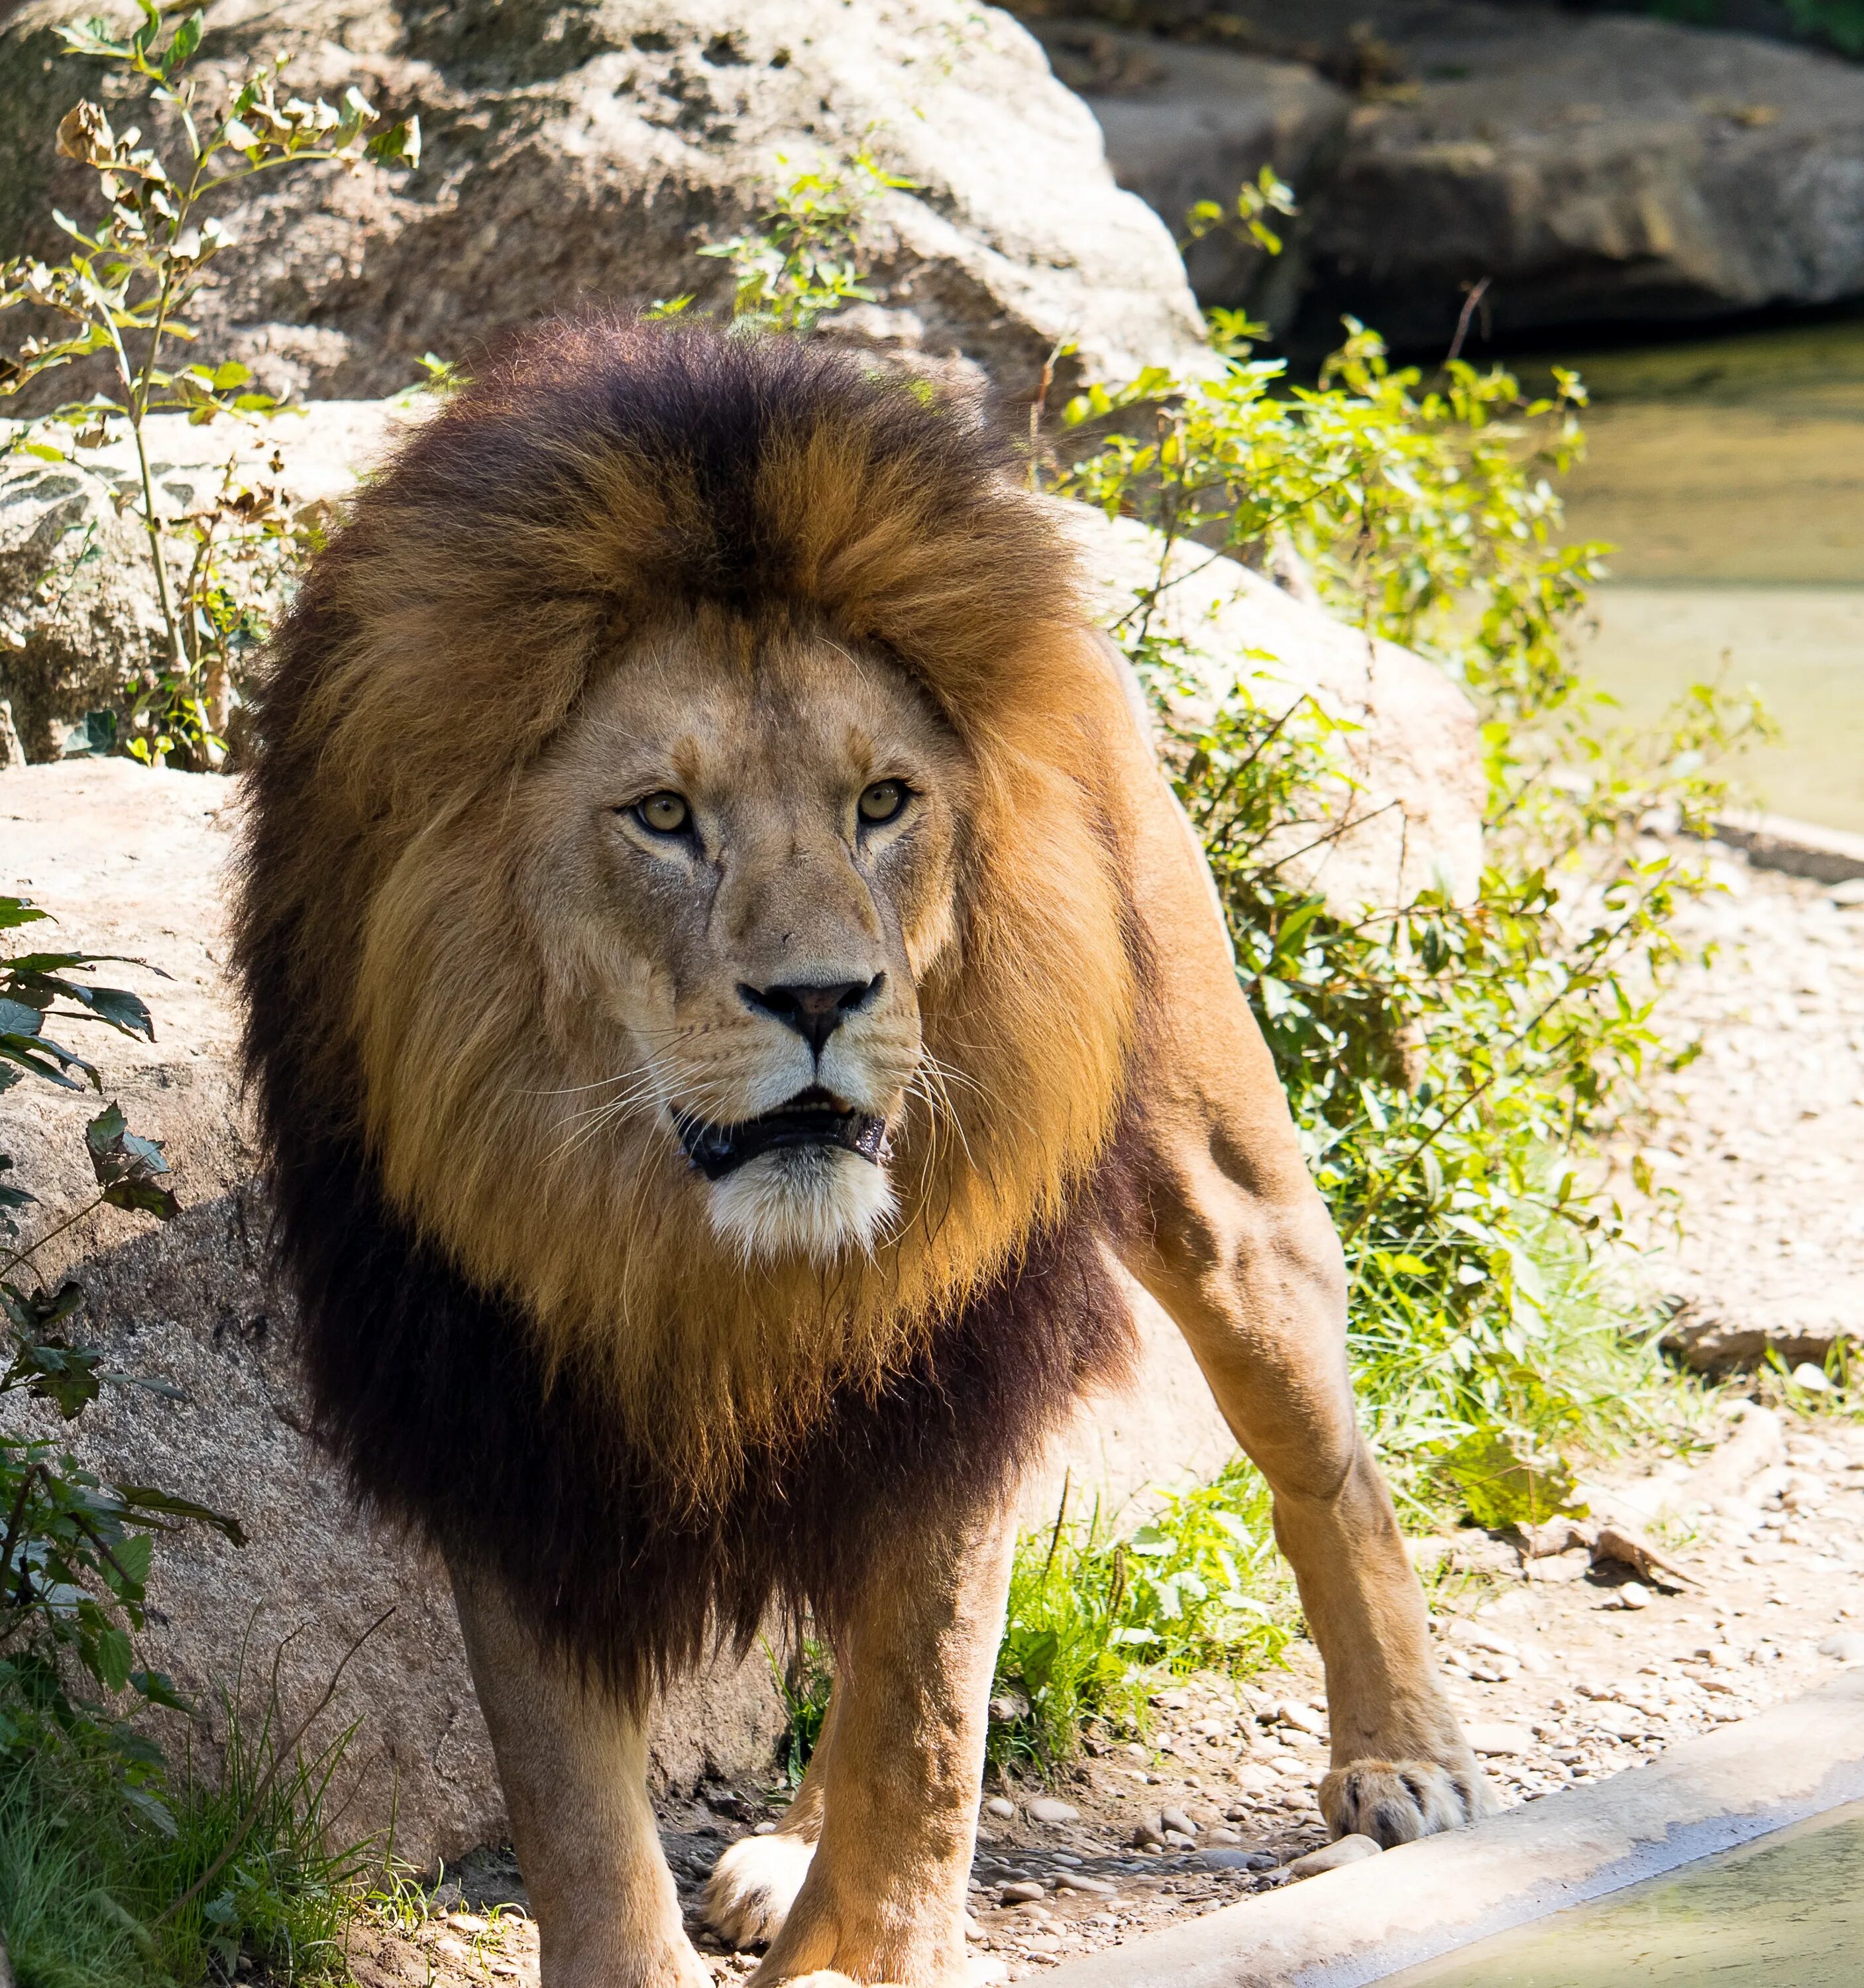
[[233, 321, 1148, 1693]]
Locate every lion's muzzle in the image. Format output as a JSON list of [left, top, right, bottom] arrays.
[[678, 1087, 889, 1182]]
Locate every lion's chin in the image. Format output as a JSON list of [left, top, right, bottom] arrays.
[[706, 1144, 899, 1264]]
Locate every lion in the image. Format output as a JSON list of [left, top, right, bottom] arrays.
[[233, 319, 1491, 1988]]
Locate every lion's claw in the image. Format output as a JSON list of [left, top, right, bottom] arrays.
[[1318, 1757, 1498, 1846]]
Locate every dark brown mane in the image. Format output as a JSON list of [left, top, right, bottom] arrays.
[[231, 317, 1143, 1696]]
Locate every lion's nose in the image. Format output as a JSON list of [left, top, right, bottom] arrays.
[[739, 975, 884, 1056]]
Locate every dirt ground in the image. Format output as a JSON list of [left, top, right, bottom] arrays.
[[335, 849, 1864, 1986]]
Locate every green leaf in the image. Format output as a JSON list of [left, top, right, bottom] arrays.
[[0, 899, 49, 933], [85, 1103, 178, 1219], [93, 1624, 134, 1692], [365, 116, 421, 169], [166, 9, 203, 72], [1438, 1431, 1584, 1531]]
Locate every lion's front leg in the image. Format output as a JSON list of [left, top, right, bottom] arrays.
[[450, 1569, 710, 1988], [749, 1502, 1015, 1988]]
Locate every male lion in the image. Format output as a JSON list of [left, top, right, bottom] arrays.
[[234, 320, 1490, 1987]]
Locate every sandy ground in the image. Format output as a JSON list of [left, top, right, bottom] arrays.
[[334, 849, 1864, 1986]]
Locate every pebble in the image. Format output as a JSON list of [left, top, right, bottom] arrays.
[[1819, 1631, 1864, 1663], [1158, 1805, 1198, 1836], [1464, 1722, 1536, 1757], [984, 1796, 1016, 1820], [1610, 1582, 1653, 1610], [446, 1912, 488, 1933], [1193, 1846, 1276, 1872], [1054, 1873, 1117, 1897], [1028, 1796, 1080, 1826], [1288, 1834, 1382, 1877], [1276, 1700, 1328, 1736], [1000, 1881, 1046, 1905]]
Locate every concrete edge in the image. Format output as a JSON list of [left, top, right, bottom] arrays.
[[1713, 810, 1864, 884], [1040, 1667, 1864, 1988]]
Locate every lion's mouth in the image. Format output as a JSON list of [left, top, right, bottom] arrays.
[[677, 1087, 889, 1182]]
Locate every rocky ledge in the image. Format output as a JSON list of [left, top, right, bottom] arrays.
[[1020, 0, 1864, 346]]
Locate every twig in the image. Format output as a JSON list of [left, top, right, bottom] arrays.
[[1441, 277, 1491, 372]]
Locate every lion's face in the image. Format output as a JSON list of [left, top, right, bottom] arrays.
[[511, 609, 973, 1264]]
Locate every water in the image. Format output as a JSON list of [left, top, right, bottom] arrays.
[[1380, 1797, 1864, 1987], [1542, 319, 1864, 834]]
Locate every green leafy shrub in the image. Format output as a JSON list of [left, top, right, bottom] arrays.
[[0, 1, 416, 767], [982, 321, 1766, 1771]]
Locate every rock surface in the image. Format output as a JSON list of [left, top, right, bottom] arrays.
[[0, 0, 1207, 405], [1060, 502, 1486, 913], [1016, 0, 1864, 347], [0, 401, 420, 761], [1024, 18, 1348, 323], [1304, 0, 1864, 346]]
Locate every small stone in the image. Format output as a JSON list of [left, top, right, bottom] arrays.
[[1819, 1631, 1864, 1663], [999, 1880, 1046, 1905], [984, 1796, 1016, 1820], [1288, 1834, 1382, 1878], [1276, 1700, 1327, 1737], [753, 1820, 778, 1835], [1054, 1873, 1115, 1897], [1464, 1722, 1535, 1757], [1790, 1363, 1833, 1392], [1130, 1816, 1166, 1848], [1158, 1805, 1198, 1837], [1162, 1828, 1197, 1849], [1193, 1847, 1276, 1872], [447, 1913, 488, 1934], [1207, 1826, 1243, 1846], [1027, 1796, 1079, 1826], [434, 1937, 470, 1961], [1612, 1582, 1652, 1610]]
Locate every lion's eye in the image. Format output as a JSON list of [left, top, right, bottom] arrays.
[[857, 779, 908, 826], [633, 791, 690, 835]]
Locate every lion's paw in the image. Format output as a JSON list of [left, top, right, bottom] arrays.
[[1318, 1757, 1497, 1847], [706, 1830, 816, 1948]]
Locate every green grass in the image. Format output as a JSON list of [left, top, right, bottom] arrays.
[[0, 1678, 382, 1988]]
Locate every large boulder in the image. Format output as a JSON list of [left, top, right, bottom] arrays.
[[1, 402, 415, 761], [1060, 503, 1486, 912], [1013, 0, 1864, 347], [0, 0, 1208, 404], [1024, 18, 1349, 325]]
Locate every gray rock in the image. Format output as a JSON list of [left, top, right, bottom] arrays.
[[985, 1795, 1018, 1820], [1, 0, 1208, 408], [1287, 1832, 1382, 1877], [999, 1879, 1048, 1903], [1292, 0, 1864, 346], [1464, 1721, 1535, 1757], [1192, 1846, 1276, 1871], [1053, 1871, 1116, 1895], [1059, 504, 1486, 918], [0, 402, 417, 761], [1158, 1804, 1198, 1836], [0, 758, 787, 1870], [1025, 19, 1348, 325], [1027, 1796, 1081, 1825]]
